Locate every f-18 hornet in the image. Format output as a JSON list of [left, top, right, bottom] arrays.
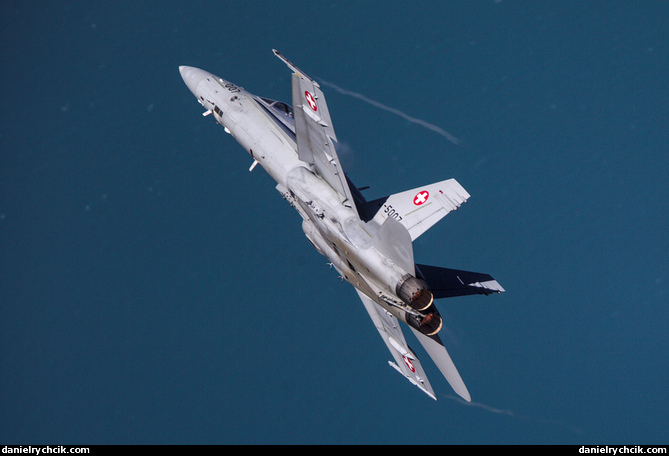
[[179, 50, 504, 401]]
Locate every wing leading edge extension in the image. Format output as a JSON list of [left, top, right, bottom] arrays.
[[273, 50, 359, 217]]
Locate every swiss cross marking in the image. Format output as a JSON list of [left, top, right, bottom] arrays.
[[305, 91, 317, 111], [413, 191, 429, 206], [402, 355, 416, 373]]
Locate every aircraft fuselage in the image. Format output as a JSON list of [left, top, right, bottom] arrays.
[[179, 66, 439, 335]]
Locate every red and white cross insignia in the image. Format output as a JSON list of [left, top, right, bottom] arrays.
[[413, 191, 429, 206], [402, 355, 416, 373], [304, 91, 317, 111]]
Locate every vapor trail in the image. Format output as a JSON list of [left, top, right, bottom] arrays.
[[443, 394, 516, 417], [319, 79, 461, 146], [442, 394, 583, 434]]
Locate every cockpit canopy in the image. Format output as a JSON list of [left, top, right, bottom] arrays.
[[254, 96, 296, 137], [261, 97, 293, 118]]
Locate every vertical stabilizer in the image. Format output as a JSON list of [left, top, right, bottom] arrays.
[[373, 216, 415, 275], [363, 179, 470, 241]]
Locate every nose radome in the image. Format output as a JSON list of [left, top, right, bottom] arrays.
[[179, 66, 207, 96]]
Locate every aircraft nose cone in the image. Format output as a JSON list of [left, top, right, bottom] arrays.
[[179, 65, 206, 96]]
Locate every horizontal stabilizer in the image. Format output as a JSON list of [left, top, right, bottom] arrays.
[[410, 328, 471, 402], [355, 289, 437, 400], [416, 264, 505, 299]]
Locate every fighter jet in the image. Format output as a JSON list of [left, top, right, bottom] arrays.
[[179, 50, 504, 401]]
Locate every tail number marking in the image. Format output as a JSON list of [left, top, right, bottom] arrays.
[[383, 204, 403, 222]]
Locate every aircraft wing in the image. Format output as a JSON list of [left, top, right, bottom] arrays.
[[355, 289, 437, 400], [273, 50, 359, 217]]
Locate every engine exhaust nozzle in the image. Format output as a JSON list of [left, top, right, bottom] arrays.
[[405, 311, 443, 335], [396, 274, 434, 311], [419, 312, 443, 336]]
